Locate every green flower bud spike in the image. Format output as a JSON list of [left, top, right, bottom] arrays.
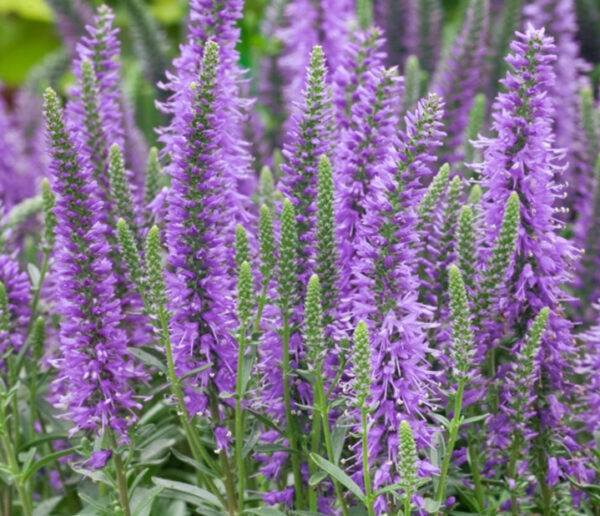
[[117, 218, 144, 293], [457, 205, 476, 291], [304, 274, 349, 515], [0, 283, 10, 336], [399, 420, 418, 515], [417, 163, 450, 230], [254, 205, 276, 333], [507, 307, 549, 515], [436, 265, 474, 507], [235, 224, 250, 271], [316, 155, 339, 315], [477, 192, 520, 367], [353, 320, 374, 516], [235, 260, 254, 510], [145, 225, 167, 312], [278, 198, 299, 319], [304, 274, 324, 370], [259, 165, 275, 213], [41, 178, 56, 254], [109, 144, 139, 246]]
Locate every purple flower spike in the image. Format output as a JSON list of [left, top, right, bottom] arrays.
[[165, 41, 237, 417], [476, 26, 580, 500], [43, 88, 145, 440]]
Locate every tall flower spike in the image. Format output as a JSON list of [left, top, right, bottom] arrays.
[[433, 0, 489, 162], [416, 163, 450, 230], [259, 205, 276, 288], [477, 28, 579, 502], [165, 40, 237, 416], [352, 320, 372, 407], [457, 205, 476, 292], [278, 199, 300, 319], [116, 219, 143, 292], [43, 88, 144, 438], [398, 420, 418, 513], [448, 265, 474, 378], [304, 274, 324, 370], [277, 0, 353, 114], [235, 225, 250, 271], [69, 7, 126, 189], [109, 144, 139, 244], [525, 0, 587, 216], [41, 178, 57, 254], [237, 261, 254, 327], [315, 155, 339, 316], [476, 192, 520, 328], [259, 167, 275, 214], [158, 0, 252, 222], [145, 226, 167, 311], [279, 45, 332, 288]]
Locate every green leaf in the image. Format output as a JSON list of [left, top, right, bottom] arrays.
[[309, 469, 327, 486], [140, 438, 176, 462], [430, 413, 451, 429], [152, 477, 223, 509], [423, 498, 442, 513], [127, 347, 167, 374], [245, 508, 287, 516], [33, 495, 62, 516], [27, 263, 41, 287], [178, 363, 213, 382], [461, 413, 489, 425], [170, 448, 217, 478], [78, 492, 113, 514], [309, 452, 365, 503], [131, 486, 163, 516], [23, 448, 77, 482], [331, 422, 347, 464]]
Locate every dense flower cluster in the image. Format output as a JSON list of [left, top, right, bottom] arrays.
[[1, 1, 600, 515]]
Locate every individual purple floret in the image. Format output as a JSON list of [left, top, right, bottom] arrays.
[[432, 0, 489, 162], [164, 41, 237, 417], [43, 88, 145, 439], [475, 26, 581, 501]]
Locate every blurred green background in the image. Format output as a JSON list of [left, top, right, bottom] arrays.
[[0, 0, 465, 87]]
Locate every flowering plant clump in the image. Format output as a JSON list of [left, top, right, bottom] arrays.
[[1, 0, 600, 514]]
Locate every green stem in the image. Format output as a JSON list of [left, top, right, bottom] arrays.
[[208, 393, 237, 516], [507, 445, 519, 516], [253, 283, 269, 334], [467, 441, 485, 512], [404, 487, 412, 516], [361, 407, 374, 516], [308, 386, 322, 513], [25, 253, 50, 337], [316, 376, 348, 516], [156, 306, 224, 505], [0, 406, 31, 516], [108, 432, 131, 516], [281, 316, 304, 508], [435, 379, 466, 510], [235, 330, 247, 512]]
